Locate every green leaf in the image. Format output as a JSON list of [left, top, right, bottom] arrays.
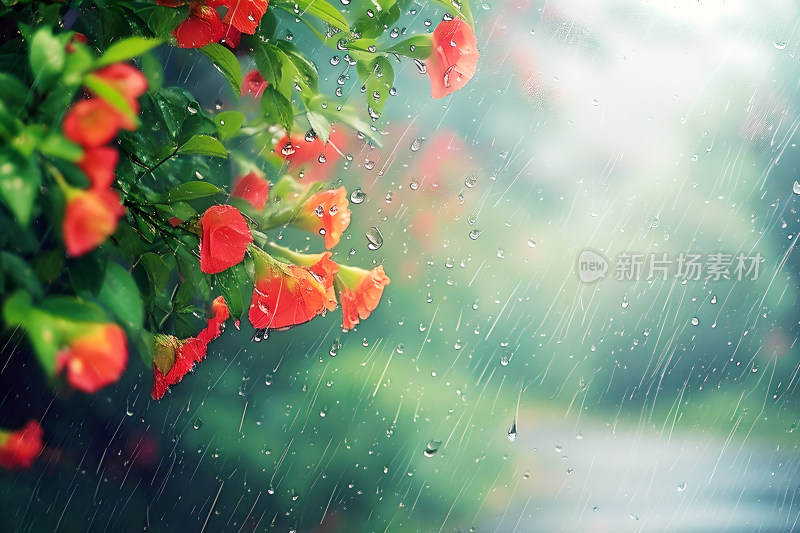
[[39, 133, 83, 162], [139, 252, 170, 293], [276, 0, 349, 32], [3, 290, 32, 329], [0, 148, 40, 226], [356, 56, 395, 114], [39, 296, 109, 323], [354, 2, 401, 39], [0, 73, 28, 108], [307, 95, 382, 147], [28, 27, 65, 91], [96, 37, 162, 67], [200, 43, 242, 96], [306, 111, 331, 144], [68, 253, 107, 296], [163, 181, 221, 203], [215, 111, 245, 140], [274, 41, 319, 93], [253, 44, 283, 88], [260, 85, 293, 132], [98, 262, 144, 331], [85, 74, 138, 126], [156, 201, 196, 221], [177, 134, 228, 158], [384, 34, 433, 59], [0, 252, 43, 299]]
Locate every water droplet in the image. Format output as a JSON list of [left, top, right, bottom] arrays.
[[396, 343, 404, 354], [423, 440, 441, 458], [409, 179, 419, 190], [414, 59, 427, 74], [265, 373, 273, 386], [252, 328, 268, 342], [468, 229, 483, 240], [775, 41, 787, 50], [710, 295, 717, 304], [621, 297, 629, 309], [507, 421, 517, 442], [330, 55, 340, 65], [677, 481, 687, 492], [793, 181, 800, 194], [464, 173, 478, 188], [187, 105, 198, 115], [410, 137, 425, 151], [193, 418, 203, 430], [350, 188, 366, 204], [329, 339, 341, 357], [691, 317, 699, 326], [318, 154, 327, 164], [314, 205, 325, 217], [366, 227, 383, 250]]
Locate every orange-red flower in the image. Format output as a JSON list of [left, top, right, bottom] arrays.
[[62, 98, 127, 148], [231, 171, 269, 209], [151, 336, 208, 399], [242, 70, 268, 98], [219, 0, 269, 34], [158, 0, 269, 48], [173, 3, 224, 48], [200, 204, 253, 274], [0, 420, 43, 470], [77, 147, 119, 190], [197, 296, 230, 343], [273, 125, 347, 182], [336, 264, 390, 330], [292, 187, 351, 249], [56, 323, 128, 393], [427, 18, 479, 99], [63, 188, 126, 257], [248, 251, 329, 330], [93, 63, 148, 110]]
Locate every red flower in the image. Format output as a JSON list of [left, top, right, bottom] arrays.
[[273, 125, 347, 183], [173, 3, 224, 48], [77, 147, 119, 190], [63, 188, 126, 257], [337, 264, 390, 330], [198, 296, 230, 343], [0, 421, 43, 470], [231, 171, 270, 209], [200, 204, 253, 274], [292, 187, 351, 249], [248, 251, 329, 330], [62, 99, 126, 148], [151, 336, 208, 399], [221, 23, 241, 48], [56, 324, 128, 393], [93, 63, 148, 109], [427, 18, 479, 99], [242, 70, 268, 98], [219, 0, 269, 34]]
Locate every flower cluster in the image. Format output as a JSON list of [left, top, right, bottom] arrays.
[[156, 0, 270, 48], [61, 63, 148, 256]]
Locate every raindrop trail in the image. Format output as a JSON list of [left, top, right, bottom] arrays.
[[413, 304, 439, 363], [372, 347, 396, 397], [484, 280, 521, 341], [200, 481, 224, 533]]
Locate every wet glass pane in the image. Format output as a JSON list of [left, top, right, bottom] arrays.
[[2, 1, 800, 532]]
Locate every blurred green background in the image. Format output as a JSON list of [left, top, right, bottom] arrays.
[[3, 0, 800, 531]]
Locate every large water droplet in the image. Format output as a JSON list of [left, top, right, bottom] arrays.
[[423, 440, 441, 458], [410, 137, 425, 151], [468, 229, 483, 240], [793, 181, 800, 194], [350, 188, 366, 204], [366, 227, 384, 250], [507, 421, 517, 442]]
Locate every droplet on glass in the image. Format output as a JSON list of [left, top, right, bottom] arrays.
[[410, 137, 425, 151], [350, 188, 366, 204], [366, 227, 383, 250], [193, 418, 203, 430], [468, 229, 483, 240], [507, 421, 517, 442], [423, 440, 441, 458]]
